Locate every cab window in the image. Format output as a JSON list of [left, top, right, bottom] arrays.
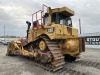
[[52, 13, 72, 27], [44, 13, 48, 25]]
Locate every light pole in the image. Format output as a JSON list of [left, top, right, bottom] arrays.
[[79, 19, 82, 34]]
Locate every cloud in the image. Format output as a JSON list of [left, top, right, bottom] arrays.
[[0, 0, 100, 36]]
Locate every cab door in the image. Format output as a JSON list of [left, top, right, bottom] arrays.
[[62, 18, 73, 38]]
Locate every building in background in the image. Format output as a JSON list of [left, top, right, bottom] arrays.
[[79, 32, 100, 48]]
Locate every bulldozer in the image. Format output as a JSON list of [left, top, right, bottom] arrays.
[[6, 4, 85, 71]]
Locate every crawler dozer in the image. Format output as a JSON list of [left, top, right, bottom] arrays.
[[6, 4, 85, 71]]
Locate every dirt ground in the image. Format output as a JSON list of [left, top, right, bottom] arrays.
[[0, 43, 100, 75]]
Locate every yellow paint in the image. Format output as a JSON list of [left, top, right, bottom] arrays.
[[39, 40, 46, 51]]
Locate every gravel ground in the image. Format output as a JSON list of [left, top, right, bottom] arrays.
[[0, 43, 100, 75]]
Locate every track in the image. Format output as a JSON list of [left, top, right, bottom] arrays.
[[23, 36, 65, 71], [31, 61, 86, 75], [27, 57, 86, 75], [44, 37, 65, 71]]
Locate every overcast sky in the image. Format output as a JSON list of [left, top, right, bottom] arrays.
[[0, 0, 100, 36]]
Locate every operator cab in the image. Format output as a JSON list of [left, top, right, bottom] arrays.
[[32, 6, 74, 28], [52, 13, 72, 27]]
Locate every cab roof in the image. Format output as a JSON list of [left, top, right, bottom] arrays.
[[51, 7, 74, 16]]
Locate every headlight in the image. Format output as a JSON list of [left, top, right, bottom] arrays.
[[47, 28, 54, 33]]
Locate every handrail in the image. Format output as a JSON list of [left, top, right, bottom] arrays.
[[32, 4, 49, 29], [42, 4, 48, 16], [32, 10, 43, 15]]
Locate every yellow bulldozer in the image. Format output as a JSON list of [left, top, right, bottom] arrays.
[[6, 4, 85, 71]]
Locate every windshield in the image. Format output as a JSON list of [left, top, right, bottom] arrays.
[[52, 13, 72, 27]]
